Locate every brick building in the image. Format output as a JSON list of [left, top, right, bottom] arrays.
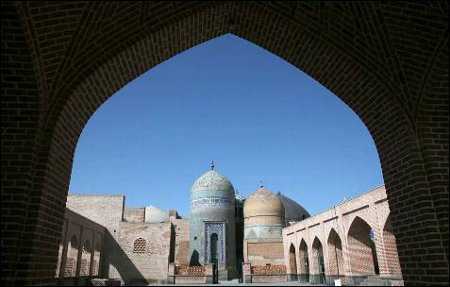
[[55, 208, 105, 286], [283, 185, 403, 286], [1, 1, 447, 285], [55, 166, 247, 284], [55, 165, 403, 285], [56, 194, 188, 285]]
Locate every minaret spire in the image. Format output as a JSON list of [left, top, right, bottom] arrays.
[[211, 160, 215, 170]]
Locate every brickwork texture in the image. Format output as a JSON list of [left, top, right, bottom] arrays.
[[1, 1, 448, 285], [283, 186, 404, 285], [55, 208, 105, 282]]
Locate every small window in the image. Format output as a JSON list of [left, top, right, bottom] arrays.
[[133, 238, 146, 253]]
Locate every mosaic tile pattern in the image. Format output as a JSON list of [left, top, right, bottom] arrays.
[[191, 197, 234, 210], [191, 170, 235, 194], [204, 222, 226, 263]]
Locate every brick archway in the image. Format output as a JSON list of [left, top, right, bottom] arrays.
[[92, 241, 101, 276], [327, 228, 344, 279], [311, 237, 325, 284], [382, 216, 402, 276], [347, 216, 379, 276], [298, 239, 309, 283], [2, 1, 448, 285], [80, 241, 92, 277], [289, 244, 297, 281], [64, 236, 79, 278]]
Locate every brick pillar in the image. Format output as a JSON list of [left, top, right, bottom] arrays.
[[89, 232, 95, 276], [58, 220, 69, 280], [75, 226, 84, 277]]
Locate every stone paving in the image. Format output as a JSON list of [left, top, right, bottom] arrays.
[[147, 280, 326, 286], [189, 284, 320, 286]]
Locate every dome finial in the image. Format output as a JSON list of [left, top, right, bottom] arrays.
[[211, 160, 215, 170], [259, 180, 264, 188]]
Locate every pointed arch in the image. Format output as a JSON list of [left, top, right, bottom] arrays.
[[382, 216, 402, 275], [210, 233, 219, 264], [3, 2, 448, 285], [298, 239, 309, 283], [289, 243, 298, 281], [327, 228, 344, 277], [312, 237, 325, 284], [92, 239, 101, 276], [347, 216, 379, 275], [64, 235, 79, 277], [80, 240, 92, 276]]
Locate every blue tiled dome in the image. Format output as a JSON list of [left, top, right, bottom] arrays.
[[191, 170, 235, 194]]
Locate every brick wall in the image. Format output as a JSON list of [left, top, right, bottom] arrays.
[[382, 218, 402, 275], [245, 239, 285, 265], [65, 195, 125, 282], [171, 218, 190, 265], [66, 195, 124, 238], [56, 208, 105, 281], [1, 2, 43, 284], [64, 195, 175, 284], [249, 264, 287, 283], [113, 222, 172, 284], [347, 217, 376, 275], [283, 186, 403, 284], [1, 1, 448, 285], [327, 229, 344, 276], [123, 208, 145, 223]]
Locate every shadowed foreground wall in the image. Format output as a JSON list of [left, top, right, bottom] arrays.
[[55, 208, 105, 283]]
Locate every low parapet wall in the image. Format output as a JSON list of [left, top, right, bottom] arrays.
[[242, 263, 288, 283], [167, 263, 214, 284]]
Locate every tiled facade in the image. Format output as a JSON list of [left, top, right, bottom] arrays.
[[189, 170, 237, 280]]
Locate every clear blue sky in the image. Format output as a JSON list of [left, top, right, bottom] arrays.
[[69, 34, 384, 217]]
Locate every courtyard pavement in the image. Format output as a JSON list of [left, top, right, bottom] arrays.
[[147, 280, 327, 286]]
